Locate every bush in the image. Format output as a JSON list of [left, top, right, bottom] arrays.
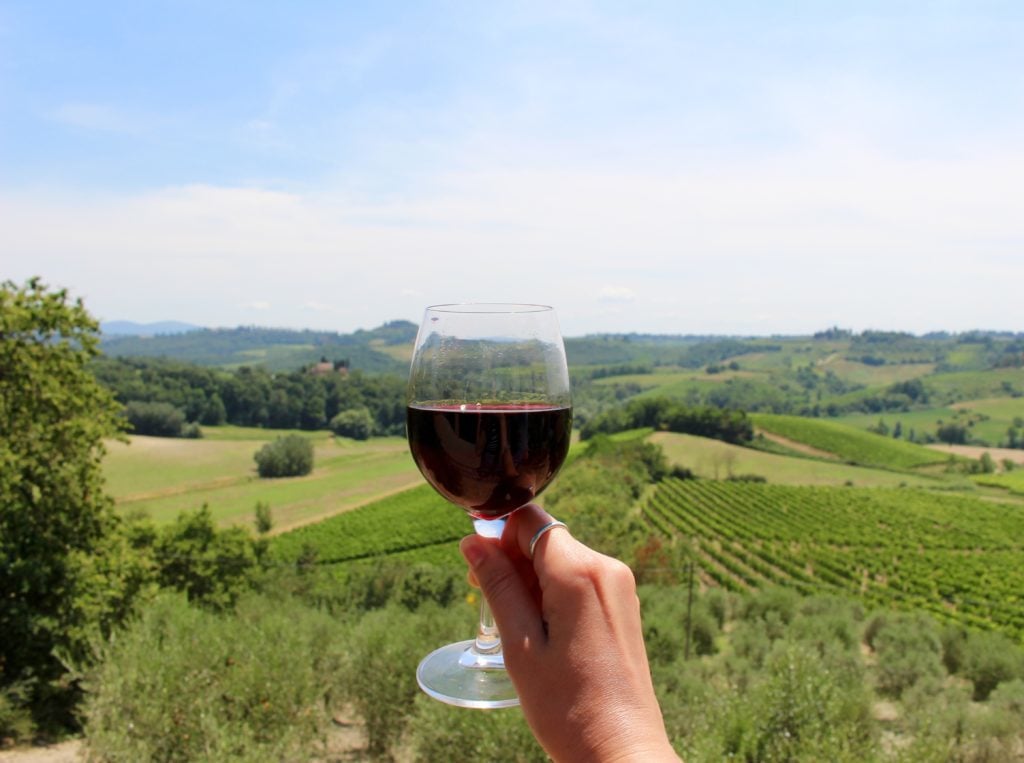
[[871, 614, 944, 698], [640, 585, 720, 664], [83, 593, 347, 763], [123, 400, 186, 437], [961, 630, 1024, 701], [341, 603, 464, 758], [410, 693, 546, 761], [254, 434, 314, 478], [153, 506, 259, 610], [329, 407, 375, 440]]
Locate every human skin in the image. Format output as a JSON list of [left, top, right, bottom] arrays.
[[460, 503, 681, 763]]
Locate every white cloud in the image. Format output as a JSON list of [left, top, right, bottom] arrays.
[[3, 139, 1023, 335]]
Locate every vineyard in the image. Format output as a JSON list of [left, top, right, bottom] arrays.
[[642, 478, 1024, 640], [750, 413, 948, 469], [270, 484, 466, 565]]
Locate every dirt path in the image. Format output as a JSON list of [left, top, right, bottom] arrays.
[[926, 443, 1024, 466], [756, 430, 838, 460], [0, 740, 81, 763]]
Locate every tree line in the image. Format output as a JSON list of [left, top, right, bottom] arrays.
[[91, 356, 406, 437], [580, 396, 754, 444]]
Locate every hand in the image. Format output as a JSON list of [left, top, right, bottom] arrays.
[[460, 504, 680, 763]]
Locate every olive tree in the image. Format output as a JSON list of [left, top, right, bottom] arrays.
[[0, 278, 126, 731]]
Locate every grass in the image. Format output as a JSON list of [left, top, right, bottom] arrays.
[[201, 425, 333, 441], [592, 367, 761, 390], [927, 368, 1024, 400], [836, 397, 1024, 447], [750, 413, 948, 470], [973, 469, 1024, 496], [649, 432, 944, 488], [817, 358, 935, 386], [104, 433, 420, 530]]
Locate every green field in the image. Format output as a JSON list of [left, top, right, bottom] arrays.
[[973, 469, 1024, 496], [270, 484, 466, 564], [104, 433, 421, 530], [650, 432, 943, 488], [642, 478, 1024, 640], [817, 357, 936, 386], [837, 396, 1024, 447], [751, 413, 948, 470]]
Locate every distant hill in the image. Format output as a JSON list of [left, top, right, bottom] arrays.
[[99, 320, 418, 374], [101, 320, 203, 336]]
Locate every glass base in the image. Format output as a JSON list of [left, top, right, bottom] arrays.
[[416, 640, 520, 709]]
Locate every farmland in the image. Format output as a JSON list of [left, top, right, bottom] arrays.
[[20, 319, 1023, 760], [750, 413, 949, 469], [649, 432, 943, 487], [641, 478, 1024, 640], [104, 432, 421, 530]]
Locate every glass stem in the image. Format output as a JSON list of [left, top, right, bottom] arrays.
[[460, 517, 507, 667], [475, 597, 501, 654]]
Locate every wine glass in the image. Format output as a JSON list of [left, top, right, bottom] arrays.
[[406, 303, 573, 708]]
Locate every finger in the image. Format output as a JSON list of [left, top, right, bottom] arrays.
[[459, 535, 546, 653], [506, 503, 578, 578]]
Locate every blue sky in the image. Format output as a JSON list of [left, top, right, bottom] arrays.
[[2, 2, 1022, 336]]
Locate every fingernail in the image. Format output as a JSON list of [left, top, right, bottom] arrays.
[[460, 536, 486, 568]]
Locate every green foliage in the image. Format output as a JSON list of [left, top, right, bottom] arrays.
[[94, 355, 408, 434], [409, 696, 546, 762], [340, 603, 463, 758], [0, 278, 126, 733], [872, 613, 945, 698], [154, 506, 259, 610], [640, 584, 720, 662], [123, 399, 186, 436], [544, 438, 664, 564], [254, 433, 314, 477], [82, 593, 348, 762], [329, 406, 375, 440], [253, 501, 273, 535], [581, 396, 753, 444], [961, 630, 1024, 701], [752, 413, 945, 469], [270, 484, 465, 565], [641, 478, 1024, 640], [665, 595, 874, 762]]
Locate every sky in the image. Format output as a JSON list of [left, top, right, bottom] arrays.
[[2, 1, 1022, 338]]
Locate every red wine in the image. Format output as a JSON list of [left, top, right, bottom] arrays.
[[407, 403, 572, 519]]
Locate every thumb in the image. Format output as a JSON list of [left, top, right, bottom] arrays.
[[460, 535, 545, 653]]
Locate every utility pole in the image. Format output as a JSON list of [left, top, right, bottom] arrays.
[[684, 559, 695, 660]]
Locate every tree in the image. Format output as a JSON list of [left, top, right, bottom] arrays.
[[254, 434, 315, 477], [0, 278, 126, 730], [936, 422, 968, 445], [330, 407, 375, 440], [123, 399, 186, 436]]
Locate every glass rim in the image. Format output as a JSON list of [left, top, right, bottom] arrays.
[[425, 303, 554, 314]]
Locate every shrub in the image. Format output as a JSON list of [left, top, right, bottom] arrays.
[[154, 506, 258, 610], [329, 407, 375, 440], [640, 585, 720, 664], [961, 630, 1024, 701], [254, 434, 314, 478], [123, 400, 186, 437], [872, 614, 944, 698], [341, 603, 464, 758], [410, 693, 546, 762], [83, 593, 347, 763]]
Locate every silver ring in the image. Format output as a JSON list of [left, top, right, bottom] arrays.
[[529, 520, 568, 559]]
